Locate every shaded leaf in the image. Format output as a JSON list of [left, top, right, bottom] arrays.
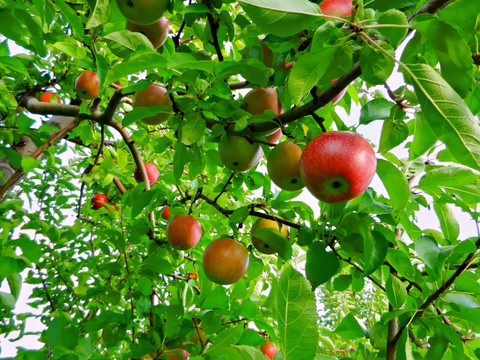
[[305, 241, 339, 289]]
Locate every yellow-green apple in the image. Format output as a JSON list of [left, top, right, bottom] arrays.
[[91, 193, 108, 209], [134, 162, 159, 184], [165, 349, 189, 360], [39, 92, 60, 103], [126, 17, 169, 49], [116, 0, 169, 25], [300, 131, 376, 203], [260, 340, 278, 360], [244, 87, 283, 117], [202, 238, 249, 284], [166, 215, 202, 250], [133, 84, 173, 125], [267, 141, 304, 191], [251, 218, 289, 254], [161, 205, 170, 220], [319, 0, 353, 17], [75, 70, 99, 100], [218, 135, 263, 172]]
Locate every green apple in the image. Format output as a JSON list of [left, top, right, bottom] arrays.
[[267, 141, 304, 191], [218, 135, 263, 172], [251, 218, 289, 254], [116, 0, 169, 25]]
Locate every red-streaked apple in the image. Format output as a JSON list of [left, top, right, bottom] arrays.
[[75, 70, 99, 100], [166, 215, 202, 250]]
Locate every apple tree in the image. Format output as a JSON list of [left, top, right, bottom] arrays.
[[1, 0, 480, 359]]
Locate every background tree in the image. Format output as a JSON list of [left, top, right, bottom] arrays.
[[1, 0, 480, 359]]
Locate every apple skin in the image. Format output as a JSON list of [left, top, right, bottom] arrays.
[[265, 128, 283, 144], [126, 17, 169, 49], [300, 131, 376, 204], [251, 218, 289, 254], [166, 215, 202, 250], [165, 349, 189, 360], [39, 92, 60, 103], [260, 340, 278, 360], [75, 71, 99, 100], [267, 141, 304, 191], [319, 0, 353, 17], [133, 84, 173, 125], [161, 205, 171, 220], [218, 135, 263, 172], [116, 0, 169, 25], [244, 87, 283, 117], [202, 238, 249, 285], [91, 193, 108, 209], [134, 162, 159, 184]]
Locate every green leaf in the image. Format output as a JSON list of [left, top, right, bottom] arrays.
[[360, 42, 395, 85], [86, 0, 109, 29], [433, 201, 459, 243], [215, 59, 272, 87], [378, 111, 408, 153], [359, 98, 394, 125], [376, 159, 410, 213], [425, 334, 449, 360], [55, 0, 84, 37], [367, 0, 417, 11], [334, 313, 367, 340], [305, 241, 339, 289], [206, 326, 244, 357], [240, 0, 322, 37], [415, 236, 444, 279], [0, 256, 23, 278], [104, 30, 155, 58], [409, 113, 437, 159], [276, 267, 319, 360], [413, 19, 473, 98], [173, 142, 189, 182], [385, 273, 407, 308], [252, 227, 292, 260], [386, 248, 416, 281], [363, 231, 388, 276], [21, 156, 42, 174], [405, 63, 480, 171], [0, 291, 16, 309], [378, 9, 408, 48], [7, 273, 21, 301], [106, 54, 167, 83], [297, 226, 316, 246], [179, 113, 206, 146]]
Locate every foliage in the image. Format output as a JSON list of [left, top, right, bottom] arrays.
[[0, 0, 480, 359]]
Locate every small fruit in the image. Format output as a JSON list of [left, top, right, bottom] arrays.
[[260, 340, 278, 360], [218, 135, 263, 172], [187, 272, 198, 281], [251, 218, 289, 254], [165, 349, 189, 360], [166, 215, 202, 250], [319, 0, 353, 17], [91, 193, 108, 209], [133, 84, 173, 125], [161, 205, 170, 220], [134, 162, 159, 184], [265, 128, 283, 144], [267, 141, 304, 191], [39, 92, 60, 103], [244, 87, 283, 117], [126, 17, 169, 49], [202, 238, 249, 285], [75, 70, 100, 100], [300, 131, 376, 203], [116, 0, 169, 25]]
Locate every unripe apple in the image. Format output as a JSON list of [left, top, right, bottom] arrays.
[[134, 162, 159, 184], [265, 128, 283, 144], [39, 92, 60, 103], [75, 70, 99, 100], [319, 0, 353, 17], [251, 218, 289, 254], [300, 131, 376, 203], [218, 135, 263, 172], [133, 84, 173, 125], [267, 141, 304, 191], [116, 0, 169, 25], [91, 193, 108, 209], [126, 17, 169, 49], [260, 340, 278, 360], [161, 205, 171, 219], [166, 215, 202, 250], [244, 87, 283, 117], [202, 238, 249, 285], [165, 349, 189, 360]]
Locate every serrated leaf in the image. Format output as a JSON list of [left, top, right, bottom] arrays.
[[405, 63, 480, 171], [276, 267, 319, 360], [376, 159, 410, 213], [240, 0, 322, 37], [305, 241, 339, 289]]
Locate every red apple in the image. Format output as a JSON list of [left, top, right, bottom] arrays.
[[187, 272, 198, 281], [126, 17, 169, 49], [75, 70, 99, 100], [161, 205, 170, 220], [39, 92, 60, 103], [134, 162, 159, 184], [300, 131, 376, 203], [331, 78, 347, 104], [244, 87, 283, 117], [116, 0, 169, 25], [265, 129, 283, 144], [202, 238, 249, 285], [133, 84, 173, 125], [319, 0, 353, 17], [165, 349, 189, 360], [91, 193, 108, 209], [166, 215, 202, 250], [260, 340, 278, 360]]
